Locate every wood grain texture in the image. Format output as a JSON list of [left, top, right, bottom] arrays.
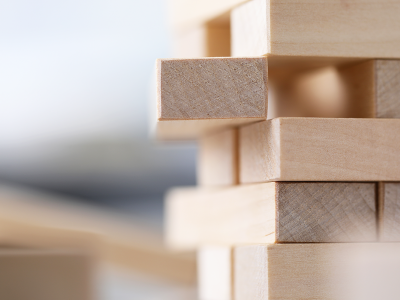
[[379, 183, 400, 242], [157, 57, 268, 120], [376, 60, 400, 118], [156, 57, 268, 139], [0, 250, 93, 300], [240, 118, 400, 183], [0, 185, 196, 284], [172, 24, 230, 58], [165, 182, 376, 250], [231, 0, 400, 58], [235, 243, 400, 300], [198, 128, 238, 186], [198, 246, 233, 300]]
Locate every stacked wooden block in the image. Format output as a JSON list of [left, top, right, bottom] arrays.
[[159, 1, 400, 299]]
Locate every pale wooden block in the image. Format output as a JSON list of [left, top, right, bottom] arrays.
[[168, 0, 247, 30], [231, 0, 400, 58], [0, 186, 196, 284], [339, 59, 400, 118], [165, 182, 376, 250], [198, 246, 233, 300], [235, 243, 400, 300], [197, 128, 238, 186], [379, 182, 400, 242], [156, 57, 268, 140], [0, 249, 93, 300], [172, 24, 230, 58], [240, 118, 400, 183]]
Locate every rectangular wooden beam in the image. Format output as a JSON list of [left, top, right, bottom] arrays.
[[240, 118, 400, 183], [198, 246, 233, 300], [235, 243, 400, 300], [156, 57, 268, 140], [231, 0, 400, 58], [197, 128, 238, 186], [379, 182, 400, 242], [0, 249, 93, 300], [165, 182, 376, 250]]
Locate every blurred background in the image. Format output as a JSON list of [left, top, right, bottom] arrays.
[[0, 0, 197, 231]]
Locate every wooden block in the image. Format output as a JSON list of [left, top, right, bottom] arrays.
[[379, 182, 400, 242], [240, 118, 400, 183], [231, 0, 400, 58], [235, 243, 400, 300], [168, 0, 247, 30], [198, 246, 233, 300], [156, 57, 268, 140], [0, 185, 196, 284], [166, 182, 376, 250], [0, 249, 92, 300], [339, 60, 400, 118], [197, 128, 238, 186], [172, 24, 230, 58]]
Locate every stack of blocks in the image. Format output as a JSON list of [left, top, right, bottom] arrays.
[[156, 0, 400, 299]]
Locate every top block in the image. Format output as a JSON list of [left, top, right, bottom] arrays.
[[231, 0, 400, 58], [156, 57, 268, 140]]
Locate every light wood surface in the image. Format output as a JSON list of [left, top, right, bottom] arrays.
[[156, 57, 268, 140], [0, 185, 196, 284], [235, 243, 400, 300], [339, 59, 400, 118], [240, 118, 400, 183], [168, 0, 247, 30], [198, 128, 238, 186], [379, 182, 400, 242], [0, 249, 92, 300], [198, 246, 233, 300], [165, 182, 376, 250], [231, 0, 400, 58], [172, 24, 230, 58]]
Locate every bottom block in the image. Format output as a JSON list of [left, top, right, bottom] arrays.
[[235, 243, 400, 300], [0, 249, 93, 300]]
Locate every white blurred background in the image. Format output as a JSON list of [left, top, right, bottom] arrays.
[[0, 0, 197, 230]]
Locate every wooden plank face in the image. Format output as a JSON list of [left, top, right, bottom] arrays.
[[235, 243, 400, 300], [276, 182, 376, 243], [165, 182, 376, 249], [197, 128, 238, 186], [376, 60, 400, 118], [240, 118, 400, 183], [231, 0, 400, 58], [379, 183, 400, 242], [157, 57, 268, 119]]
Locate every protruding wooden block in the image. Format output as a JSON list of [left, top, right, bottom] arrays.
[[0, 249, 93, 300], [198, 246, 233, 300], [197, 128, 238, 186], [339, 60, 400, 118], [172, 24, 230, 58], [379, 182, 400, 242], [240, 118, 400, 183], [235, 243, 400, 300], [156, 57, 268, 140], [231, 0, 400, 58], [166, 182, 376, 250]]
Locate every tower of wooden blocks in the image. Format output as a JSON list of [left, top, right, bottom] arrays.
[[155, 1, 400, 299]]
